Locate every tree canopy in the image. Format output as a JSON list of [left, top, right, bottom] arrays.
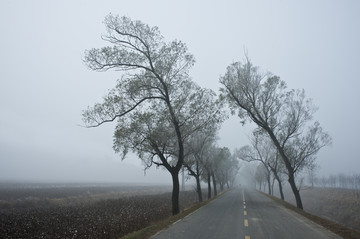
[[82, 14, 223, 215], [220, 57, 331, 209], [82, 14, 331, 213]]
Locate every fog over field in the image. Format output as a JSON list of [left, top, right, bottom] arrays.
[[1, 0, 359, 183]]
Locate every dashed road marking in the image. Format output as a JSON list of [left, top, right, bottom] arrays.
[[242, 188, 250, 239]]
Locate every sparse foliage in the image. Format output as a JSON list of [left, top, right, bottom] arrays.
[[82, 14, 222, 215], [236, 132, 275, 195], [183, 125, 219, 203], [220, 57, 332, 209]]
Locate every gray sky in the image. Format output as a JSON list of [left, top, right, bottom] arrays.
[[1, 0, 359, 183]]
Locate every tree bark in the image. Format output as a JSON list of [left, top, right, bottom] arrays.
[[288, 173, 303, 209], [220, 182, 224, 191], [211, 170, 217, 196], [195, 175, 203, 203], [207, 173, 212, 199], [278, 178, 284, 200], [266, 170, 271, 195], [271, 169, 284, 200], [171, 171, 180, 215], [266, 128, 304, 209]]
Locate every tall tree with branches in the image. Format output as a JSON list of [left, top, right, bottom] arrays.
[[220, 57, 331, 209], [236, 132, 273, 195], [183, 126, 218, 203], [82, 14, 222, 215]]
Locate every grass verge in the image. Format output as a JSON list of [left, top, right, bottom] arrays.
[[262, 192, 360, 239], [120, 191, 227, 239]]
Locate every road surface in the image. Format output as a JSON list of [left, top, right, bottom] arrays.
[[152, 187, 340, 239]]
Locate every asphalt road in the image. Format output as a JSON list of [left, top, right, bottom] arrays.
[[151, 187, 341, 239]]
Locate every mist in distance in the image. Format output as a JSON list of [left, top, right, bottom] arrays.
[[1, 0, 360, 184]]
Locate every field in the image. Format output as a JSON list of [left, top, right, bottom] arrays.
[[281, 187, 360, 232], [0, 182, 201, 239]]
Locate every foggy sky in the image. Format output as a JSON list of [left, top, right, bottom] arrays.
[[1, 0, 359, 183]]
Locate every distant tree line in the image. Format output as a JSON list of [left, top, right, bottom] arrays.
[[310, 173, 360, 190], [184, 127, 240, 202]]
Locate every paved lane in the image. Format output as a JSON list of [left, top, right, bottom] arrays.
[[152, 187, 340, 239], [243, 188, 340, 238], [152, 189, 246, 239]]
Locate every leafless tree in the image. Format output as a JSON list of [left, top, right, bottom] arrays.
[[184, 126, 218, 203], [236, 133, 273, 195]]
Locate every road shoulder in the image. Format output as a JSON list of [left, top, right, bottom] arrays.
[[261, 191, 360, 239]]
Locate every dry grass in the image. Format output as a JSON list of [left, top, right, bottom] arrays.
[[0, 183, 202, 239], [300, 188, 360, 231], [265, 188, 360, 239]]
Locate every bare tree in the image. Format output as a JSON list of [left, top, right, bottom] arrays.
[[255, 164, 268, 191], [307, 164, 319, 188], [82, 14, 222, 215], [220, 57, 332, 209], [236, 133, 273, 195], [268, 151, 286, 200], [213, 147, 240, 190], [184, 126, 219, 203]]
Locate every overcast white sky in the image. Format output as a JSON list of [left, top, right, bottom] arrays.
[[1, 0, 359, 183]]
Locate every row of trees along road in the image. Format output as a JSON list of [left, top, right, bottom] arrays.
[[82, 14, 225, 215], [83, 15, 330, 212], [219, 58, 332, 209], [184, 124, 240, 203]]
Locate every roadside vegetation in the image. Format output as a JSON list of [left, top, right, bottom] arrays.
[[263, 190, 360, 239], [0, 184, 207, 238], [281, 187, 360, 233]]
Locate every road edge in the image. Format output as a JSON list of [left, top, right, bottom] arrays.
[[119, 190, 229, 239], [261, 191, 360, 239]]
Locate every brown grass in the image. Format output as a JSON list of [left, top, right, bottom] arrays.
[[263, 189, 360, 239], [0, 183, 202, 238]]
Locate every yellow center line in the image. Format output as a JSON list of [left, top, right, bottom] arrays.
[[243, 190, 250, 239]]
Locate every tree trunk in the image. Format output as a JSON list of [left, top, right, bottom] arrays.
[[195, 175, 203, 203], [271, 177, 276, 195], [220, 182, 224, 191], [211, 170, 217, 196], [266, 128, 303, 209], [267, 173, 271, 195], [278, 178, 284, 200], [272, 171, 284, 200], [207, 173, 212, 199], [288, 174, 303, 209], [171, 171, 180, 215]]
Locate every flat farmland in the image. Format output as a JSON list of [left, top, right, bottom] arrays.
[[282, 187, 360, 233], [0, 182, 200, 238]]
